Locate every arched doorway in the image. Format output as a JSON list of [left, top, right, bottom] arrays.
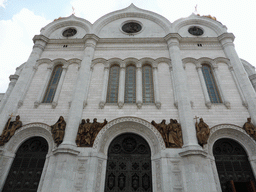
[[105, 133, 152, 192], [213, 138, 256, 192], [2, 137, 48, 192]]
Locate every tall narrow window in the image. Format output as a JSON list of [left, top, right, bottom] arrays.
[[125, 65, 136, 103], [202, 64, 222, 103], [106, 65, 120, 103], [142, 65, 154, 103], [43, 65, 63, 103]]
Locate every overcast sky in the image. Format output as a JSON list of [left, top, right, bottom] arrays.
[[0, 0, 256, 93]]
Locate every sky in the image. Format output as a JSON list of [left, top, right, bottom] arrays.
[[0, 0, 256, 93]]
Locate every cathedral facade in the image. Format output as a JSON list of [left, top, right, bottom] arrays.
[[1, 4, 256, 192]]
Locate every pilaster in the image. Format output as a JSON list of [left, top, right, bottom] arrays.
[[118, 66, 125, 108], [0, 35, 48, 132], [218, 33, 256, 123]]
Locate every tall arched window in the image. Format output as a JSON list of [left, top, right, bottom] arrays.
[[43, 65, 63, 103], [202, 64, 221, 103], [2, 137, 48, 192], [125, 65, 136, 103], [106, 65, 120, 103], [142, 65, 154, 103]]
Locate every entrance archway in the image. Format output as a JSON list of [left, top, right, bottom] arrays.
[[105, 133, 152, 192], [213, 138, 256, 192], [2, 137, 48, 192]]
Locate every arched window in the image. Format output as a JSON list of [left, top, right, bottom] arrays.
[[142, 65, 154, 103], [3, 137, 48, 192], [202, 64, 221, 103], [125, 65, 136, 103], [106, 65, 120, 103], [43, 65, 63, 103]]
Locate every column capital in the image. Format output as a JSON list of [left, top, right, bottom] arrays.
[[83, 34, 100, 48], [9, 74, 19, 81], [217, 33, 235, 43], [164, 33, 182, 42], [33, 35, 49, 44]]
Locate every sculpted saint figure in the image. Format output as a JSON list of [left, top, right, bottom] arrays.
[[243, 118, 256, 140], [152, 119, 183, 148], [90, 118, 107, 144], [169, 119, 183, 148], [51, 116, 66, 146], [0, 115, 22, 146], [76, 119, 92, 147], [195, 118, 210, 146]]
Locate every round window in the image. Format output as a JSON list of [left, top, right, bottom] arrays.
[[122, 22, 142, 34], [188, 26, 204, 36], [62, 28, 77, 37]]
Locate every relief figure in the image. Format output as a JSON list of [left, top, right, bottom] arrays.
[[195, 117, 210, 146], [0, 115, 22, 146], [51, 116, 66, 146], [243, 118, 256, 140]]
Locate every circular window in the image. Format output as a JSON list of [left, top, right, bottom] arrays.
[[62, 28, 77, 37], [188, 26, 204, 36], [122, 22, 142, 34]]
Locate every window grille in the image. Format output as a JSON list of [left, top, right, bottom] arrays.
[[106, 65, 120, 103], [202, 64, 221, 103], [142, 65, 154, 103], [43, 65, 63, 103], [125, 65, 136, 103]]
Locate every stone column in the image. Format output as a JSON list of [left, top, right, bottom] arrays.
[[196, 65, 212, 108], [165, 34, 217, 192], [99, 66, 109, 109], [118, 66, 125, 108], [164, 34, 198, 148], [0, 75, 19, 113], [51, 65, 68, 108], [61, 34, 99, 147], [153, 66, 161, 109], [136, 66, 142, 108], [0, 35, 48, 132], [218, 33, 256, 123]]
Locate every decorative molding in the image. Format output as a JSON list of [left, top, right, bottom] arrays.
[[117, 101, 124, 109], [93, 117, 165, 155], [136, 101, 142, 109], [155, 102, 161, 109], [154, 159, 163, 192], [205, 124, 256, 157], [95, 159, 104, 192], [99, 101, 105, 109], [170, 160, 183, 190], [74, 159, 88, 191]]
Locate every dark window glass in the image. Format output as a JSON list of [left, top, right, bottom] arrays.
[[142, 65, 154, 103], [107, 65, 120, 103], [125, 65, 136, 103], [2, 137, 48, 192], [202, 65, 221, 103], [43, 65, 63, 103]]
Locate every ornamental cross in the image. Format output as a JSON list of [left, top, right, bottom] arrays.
[[72, 6, 75, 15], [194, 116, 199, 123]]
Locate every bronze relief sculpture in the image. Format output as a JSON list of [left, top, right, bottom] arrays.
[[195, 117, 210, 146], [51, 116, 66, 146], [0, 115, 22, 146], [243, 118, 256, 140], [76, 118, 107, 147], [151, 119, 183, 148]]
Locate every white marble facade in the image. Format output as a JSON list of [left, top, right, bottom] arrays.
[[1, 4, 256, 192]]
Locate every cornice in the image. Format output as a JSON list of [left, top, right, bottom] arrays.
[[164, 33, 182, 42], [98, 37, 166, 44], [217, 33, 235, 42], [33, 35, 49, 44]]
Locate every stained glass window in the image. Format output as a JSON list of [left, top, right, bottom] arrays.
[[202, 64, 221, 103], [43, 65, 63, 103], [107, 65, 120, 103], [125, 65, 136, 103], [142, 65, 154, 103]]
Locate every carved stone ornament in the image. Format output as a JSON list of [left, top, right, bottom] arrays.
[[122, 22, 142, 34], [195, 117, 210, 146], [50, 116, 66, 146], [243, 118, 256, 140], [76, 118, 107, 147], [151, 119, 183, 148], [188, 26, 204, 36], [62, 28, 77, 37], [0, 115, 22, 146]]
